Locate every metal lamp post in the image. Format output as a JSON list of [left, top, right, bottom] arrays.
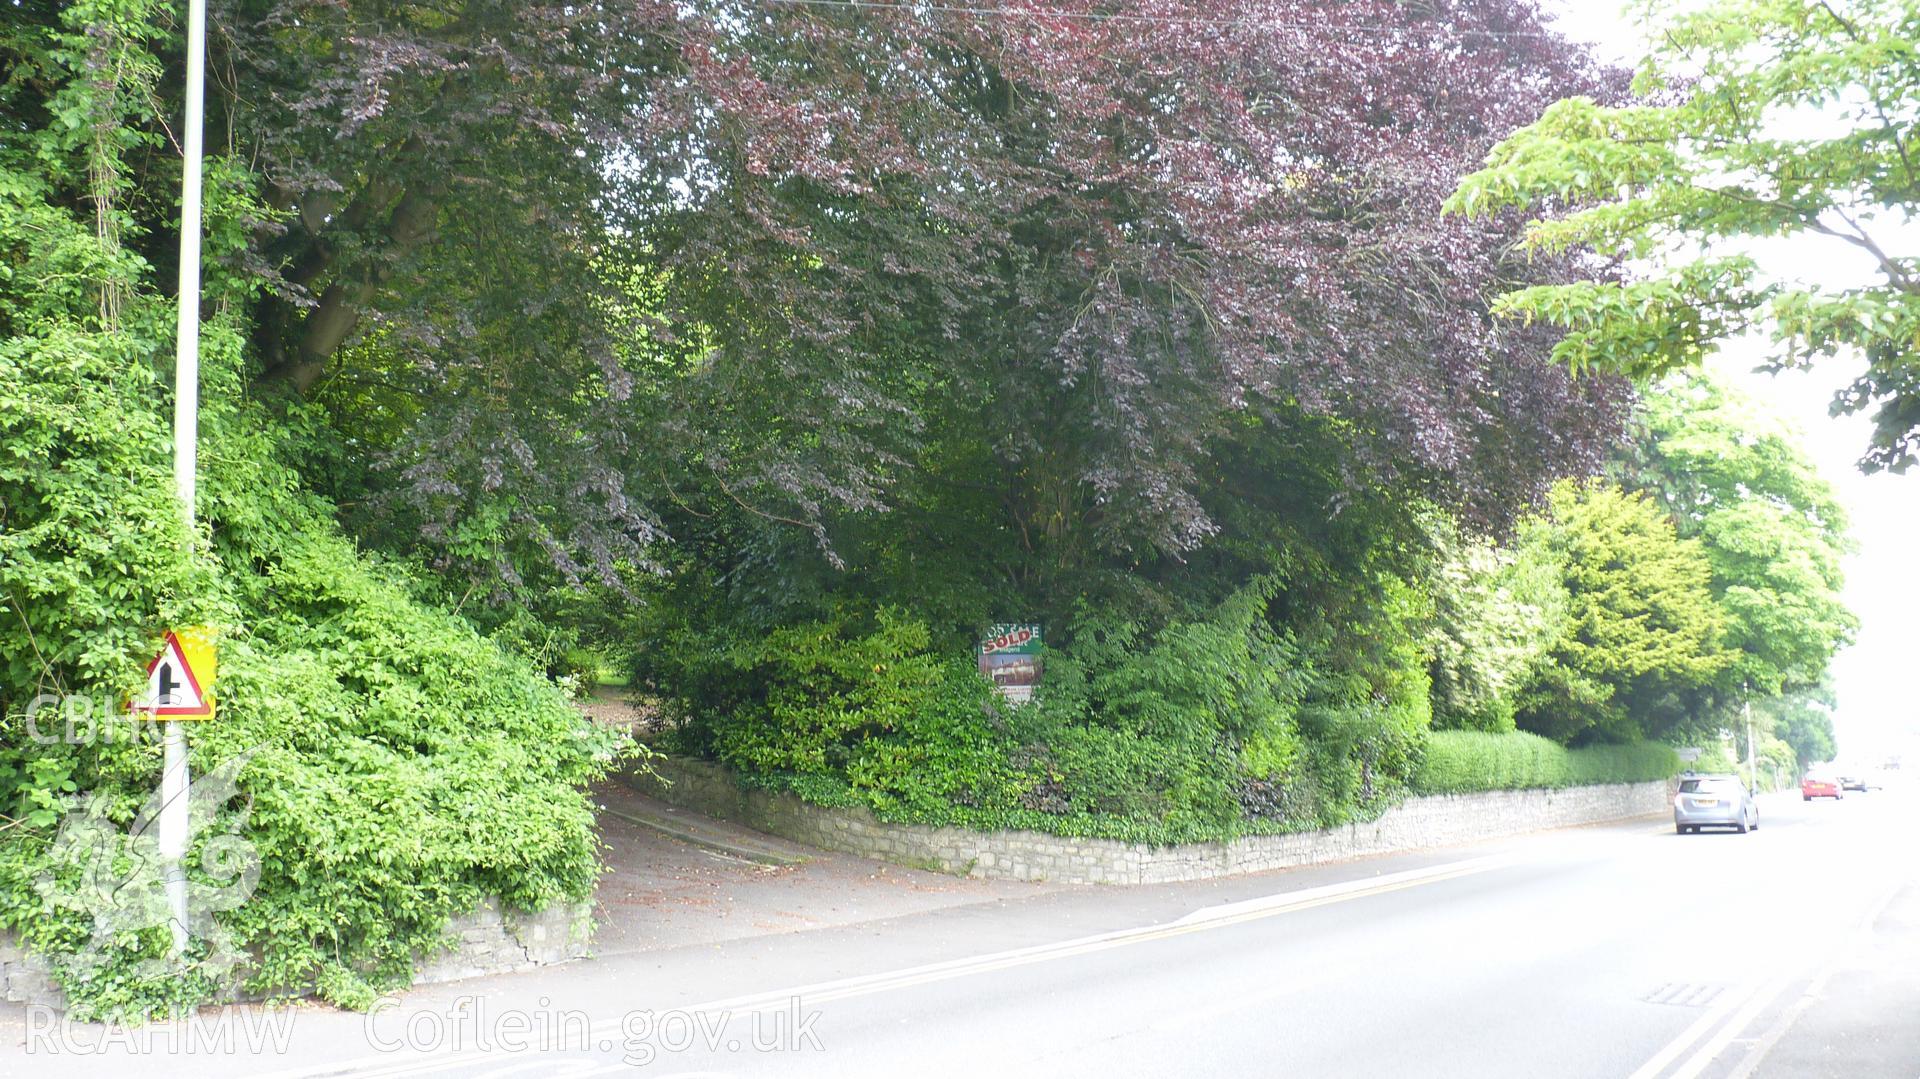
[[1744, 682, 1757, 793]]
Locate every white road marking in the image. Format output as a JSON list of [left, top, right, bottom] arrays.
[[1167, 855, 1512, 927], [263, 854, 1510, 1079], [1667, 973, 1795, 1079], [1628, 871, 1913, 1079], [1626, 976, 1775, 1079], [1723, 879, 1911, 1079]]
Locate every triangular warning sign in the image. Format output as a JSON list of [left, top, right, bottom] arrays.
[[135, 630, 215, 718]]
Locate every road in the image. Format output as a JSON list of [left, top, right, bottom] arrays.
[[7, 783, 1917, 1078]]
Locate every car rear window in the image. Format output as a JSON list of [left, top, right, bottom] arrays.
[[1678, 778, 1736, 793]]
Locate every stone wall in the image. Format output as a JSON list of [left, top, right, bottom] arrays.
[[628, 757, 1673, 886], [410, 898, 594, 986], [0, 897, 592, 1011], [1, 934, 60, 1010]]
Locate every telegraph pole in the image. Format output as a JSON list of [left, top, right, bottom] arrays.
[[161, 0, 210, 957], [1744, 681, 1757, 793]]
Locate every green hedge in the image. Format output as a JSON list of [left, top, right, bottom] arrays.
[[1413, 731, 1678, 795]]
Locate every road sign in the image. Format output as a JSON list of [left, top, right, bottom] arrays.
[[136, 628, 216, 720]]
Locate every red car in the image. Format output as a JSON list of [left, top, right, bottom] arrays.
[[1801, 774, 1844, 801]]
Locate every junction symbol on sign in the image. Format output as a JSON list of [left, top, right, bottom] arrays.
[[134, 629, 217, 719]]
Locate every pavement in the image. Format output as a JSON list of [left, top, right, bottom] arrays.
[[589, 780, 1064, 955], [1748, 873, 1920, 1077], [3, 778, 1916, 1078]]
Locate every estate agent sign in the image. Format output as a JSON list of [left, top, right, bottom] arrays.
[[979, 623, 1042, 702]]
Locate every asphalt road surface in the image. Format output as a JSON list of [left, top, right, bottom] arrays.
[[7, 782, 1917, 1078]]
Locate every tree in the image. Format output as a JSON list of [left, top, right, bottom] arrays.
[[1763, 680, 1841, 768], [0, 3, 620, 1019], [216, 0, 692, 588], [1447, 0, 1920, 473], [19, 0, 1631, 599], [1514, 482, 1734, 744], [898, 0, 1633, 555], [1619, 374, 1856, 697], [1426, 521, 1570, 733], [630, 0, 1636, 615]]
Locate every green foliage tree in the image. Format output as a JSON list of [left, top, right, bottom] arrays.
[[0, 0, 1634, 604], [1620, 374, 1856, 699], [1, 6, 622, 1020], [1761, 680, 1841, 768], [1448, 0, 1920, 472], [1514, 482, 1735, 744], [1426, 521, 1571, 733]]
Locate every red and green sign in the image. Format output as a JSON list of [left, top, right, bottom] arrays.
[[979, 623, 1042, 700], [980, 623, 1041, 655]]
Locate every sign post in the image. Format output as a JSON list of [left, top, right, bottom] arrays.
[[161, 0, 211, 958], [135, 628, 216, 956]]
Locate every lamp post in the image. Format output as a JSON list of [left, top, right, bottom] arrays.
[[1744, 682, 1757, 793]]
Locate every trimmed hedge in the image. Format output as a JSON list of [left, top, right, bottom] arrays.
[[1414, 731, 1678, 795]]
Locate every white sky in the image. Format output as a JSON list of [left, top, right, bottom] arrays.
[[1542, 2, 1919, 764]]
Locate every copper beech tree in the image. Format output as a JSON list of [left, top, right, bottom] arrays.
[[169, 0, 1628, 586]]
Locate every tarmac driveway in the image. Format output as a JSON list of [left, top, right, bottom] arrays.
[[590, 780, 1069, 956]]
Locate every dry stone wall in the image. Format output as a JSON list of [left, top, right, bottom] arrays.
[[1, 897, 592, 1011], [628, 757, 1671, 885]]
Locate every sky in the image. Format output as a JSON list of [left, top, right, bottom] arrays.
[[1541, 1, 1919, 765]]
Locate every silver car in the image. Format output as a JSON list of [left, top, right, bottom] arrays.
[[1673, 774, 1758, 834]]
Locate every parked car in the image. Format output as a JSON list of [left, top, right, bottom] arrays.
[[1839, 774, 1869, 792], [1801, 773, 1844, 800], [1674, 775, 1758, 834]]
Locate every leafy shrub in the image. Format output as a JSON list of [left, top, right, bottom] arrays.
[[990, 582, 1297, 833], [0, 282, 625, 1020], [651, 586, 1684, 845], [714, 608, 948, 775], [650, 579, 1447, 843], [1413, 731, 1678, 795], [652, 607, 1028, 816], [1251, 575, 1432, 827], [1565, 742, 1685, 787], [1752, 737, 1798, 791], [1426, 520, 1569, 734]]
